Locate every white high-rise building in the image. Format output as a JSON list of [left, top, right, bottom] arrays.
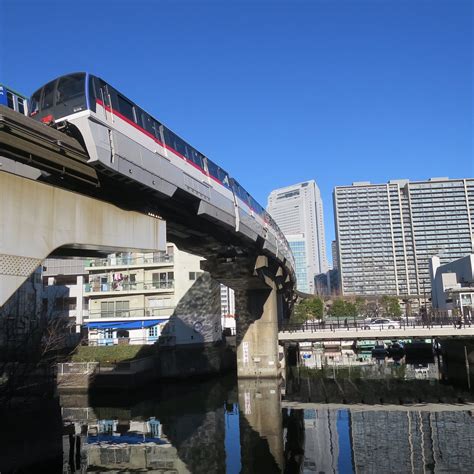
[[267, 181, 328, 293]]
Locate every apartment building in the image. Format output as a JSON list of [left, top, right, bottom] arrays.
[[334, 178, 474, 303], [83, 244, 205, 345]]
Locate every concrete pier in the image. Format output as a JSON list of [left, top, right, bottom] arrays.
[[235, 284, 280, 378], [203, 255, 290, 379]]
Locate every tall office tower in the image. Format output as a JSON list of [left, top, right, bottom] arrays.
[[334, 178, 474, 302], [267, 181, 328, 293]]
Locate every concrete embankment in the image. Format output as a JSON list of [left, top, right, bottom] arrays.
[[58, 342, 236, 392]]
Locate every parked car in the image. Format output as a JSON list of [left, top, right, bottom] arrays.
[[363, 318, 399, 330]]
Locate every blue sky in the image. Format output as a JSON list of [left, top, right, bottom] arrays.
[[1, 0, 472, 264]]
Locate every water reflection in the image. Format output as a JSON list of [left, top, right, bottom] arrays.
[[54, 364, 474, 474], [297, 407, 474, 474]]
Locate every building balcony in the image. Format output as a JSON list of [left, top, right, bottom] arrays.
[[84, 280, 174, 295], [86, 306, 174, 320], [86, 253, 173, 270]]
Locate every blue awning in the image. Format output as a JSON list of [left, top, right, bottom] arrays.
[[86, 319, 168, 330]]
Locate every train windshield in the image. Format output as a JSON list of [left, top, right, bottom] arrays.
[[30, 73, 87, 121]]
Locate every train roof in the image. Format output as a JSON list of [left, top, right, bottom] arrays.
[[0, 83, 29, 100]]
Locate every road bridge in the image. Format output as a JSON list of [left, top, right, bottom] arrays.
[[278, 321, 474, 342], [0, 105, 296, 378]]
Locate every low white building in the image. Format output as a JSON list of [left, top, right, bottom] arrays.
[[430, 255, 474, 317]]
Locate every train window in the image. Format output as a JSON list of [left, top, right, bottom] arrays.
[[232, 180, 250, 205], [155, 122, 164, 142], [6, 91, 14, 109], [93, 77, 106, 101], [164, 128, 186, 158], [162, 128, 170, 145], [142, 111, 155, 136], [30, 89, 41, 115], [17, 97, 25, 115], [249, 196, 264, 214], [189, 149, 203, 168], [206, 159, 219, 179], [175, 137, 188, 158], [117, 94, 136, 123], [56, 74, 85, 104], [217, 167, 231, 188], [42, 80, 55, 109]]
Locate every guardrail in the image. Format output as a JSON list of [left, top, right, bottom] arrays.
[[86, 253, 173, 268], [84, 280, 174, 293], [57, 362, 99, 375], [87, 306, 174, 319], [280, 317, 472, 334]]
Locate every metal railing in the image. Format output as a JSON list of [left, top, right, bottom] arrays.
[[85, 335, 161, 346], [86, 253, 173, 268], [57, 362, 99, 375], [84, 280, 174, 293], [280, 316, 471, 334], [87, 306, 174, 319]]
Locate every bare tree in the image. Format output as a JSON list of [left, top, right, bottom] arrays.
[[0, 277, 81, 405]]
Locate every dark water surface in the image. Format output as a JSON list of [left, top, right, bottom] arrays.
[[2, 358, 474, 473]]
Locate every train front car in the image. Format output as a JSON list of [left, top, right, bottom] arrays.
[[30, 73, 88, 123], [28, 73, 294, 279]]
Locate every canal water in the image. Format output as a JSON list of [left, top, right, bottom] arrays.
[[2, 354, 474, 472]]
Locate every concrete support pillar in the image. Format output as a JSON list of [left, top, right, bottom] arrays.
[[238, 378, 283, 473], [0, 171, 166, 306], [202, 254, 291, 379], [235, 280, 280, 378]]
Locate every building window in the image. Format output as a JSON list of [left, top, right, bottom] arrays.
[[101, 300, 129, 318], [189, 272, 196, 280], [152, 271, 174, 289], [148, 326, 159, 338]]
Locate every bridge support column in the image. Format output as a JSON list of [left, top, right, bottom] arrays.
[[202, 254, 291, 379], [0, 171, 166, 306], [235, 279, 280, 379]]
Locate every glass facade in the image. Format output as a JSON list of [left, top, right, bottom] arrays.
[[334, 178, 474, 299], [289, 239, 309, 293]]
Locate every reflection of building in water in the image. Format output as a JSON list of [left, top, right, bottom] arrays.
[[303, 409, 339, 473], [351, 410, 474, 473], [405, 362, 439, 380], [62, 414, 191, 473]]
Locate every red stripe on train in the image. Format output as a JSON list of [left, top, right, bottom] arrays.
[[95, 99, 256, 213]]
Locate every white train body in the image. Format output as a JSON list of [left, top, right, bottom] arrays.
[[29, 73, 295, 277]]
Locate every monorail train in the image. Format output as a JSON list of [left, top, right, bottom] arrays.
[[0, 84, 28, 115], [29, 73, 294, 272]]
